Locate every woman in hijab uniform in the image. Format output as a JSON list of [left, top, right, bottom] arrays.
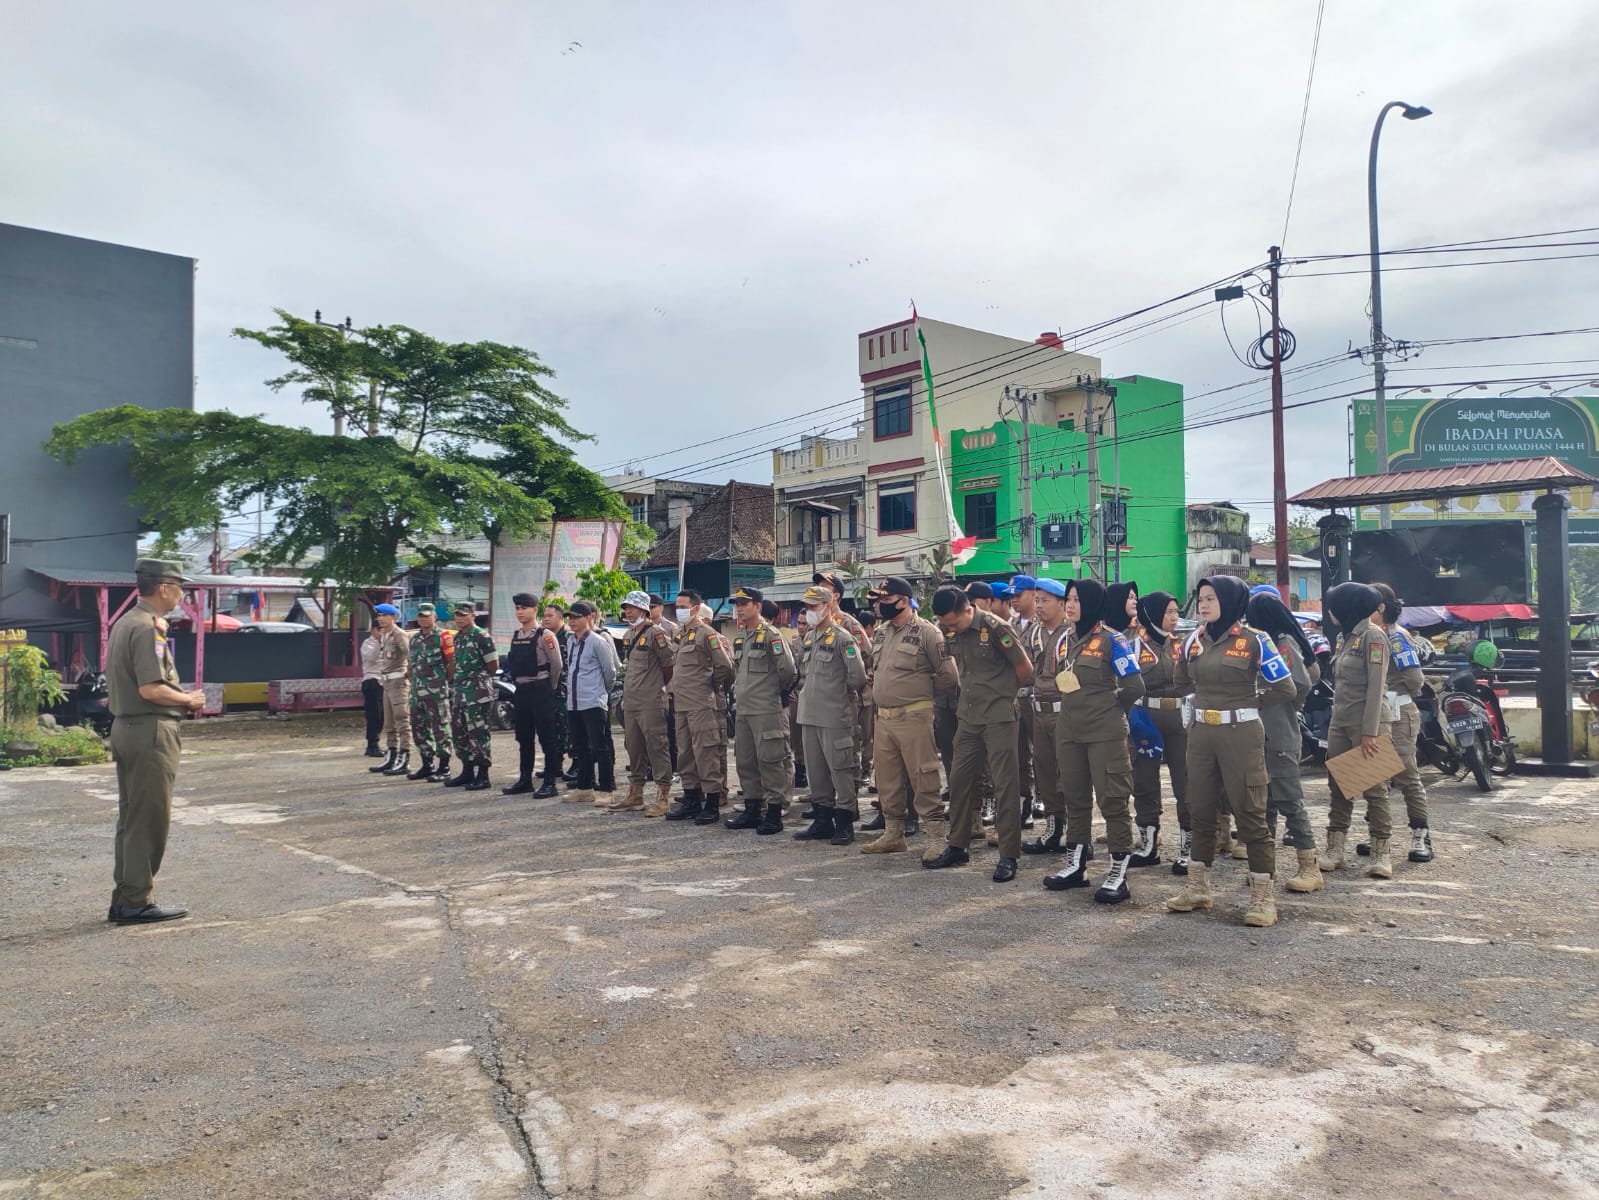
[[1043, 578, 1145, 905], [1165, 575, 1298, 927], [1245, 587, 1324, 894], [1129, 589, 1191, 872], [1316, 582, 1397, 879], [1105, 581, 1160, 868]]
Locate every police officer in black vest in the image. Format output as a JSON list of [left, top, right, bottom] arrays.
[[501, 591, 565, 797]]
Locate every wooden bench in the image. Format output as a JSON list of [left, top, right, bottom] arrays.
[[268, 676, 366, 713]]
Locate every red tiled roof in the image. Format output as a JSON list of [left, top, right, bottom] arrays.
[[1289, 457, 1597, 508], [643, 481, 775, 568]]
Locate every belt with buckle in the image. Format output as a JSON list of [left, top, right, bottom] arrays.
[[1138, 696, 1184, 710], [1197, 706, 1259, 725], [1032, 698, 1063, 713], [876, 699, 933, 718]]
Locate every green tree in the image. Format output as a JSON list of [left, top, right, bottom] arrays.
[[1260, 515, 1321, 556], [620, 520, 657, 564], [574, 563, 635, 620], [48, 311, 620, 589], [1571, 545, 1599, 612]]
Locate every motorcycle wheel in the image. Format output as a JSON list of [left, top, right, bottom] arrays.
[[491, 699, 515, 732], [1463, 737, 1491, 792], [1490, 741, 1516, 777]]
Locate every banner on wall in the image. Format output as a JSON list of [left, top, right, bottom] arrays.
[[489, 519, 626, 652]]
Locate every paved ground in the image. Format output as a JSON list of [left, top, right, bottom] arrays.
[[2, 713, 1597, 1199]]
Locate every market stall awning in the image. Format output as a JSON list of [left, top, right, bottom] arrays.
[[1288, 457, 1597, 508], [0, 586, 96, 633]]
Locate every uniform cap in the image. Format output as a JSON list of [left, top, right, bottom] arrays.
[[812, 571, 845, 595], [1249, 584, 1280, 597], [731, 585, 764, 603], [965, 581, 993, 600], [1010, 574, 1038, 592], [801, 584, 833, 605], [565, 601, 596, 618], [760, 599, 780, 620], [990, 583, 1012, 601], [647, 593, 665, 607], [512, 592, 539, 607], [134, 558, 191, 584], [416, 602, 436, 616], [623, 590, 652, 611], [1035, 577, 1067, 598], [373, 603, 400, 616], [880, 576, 914, 599]]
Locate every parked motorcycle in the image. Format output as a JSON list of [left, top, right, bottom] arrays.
[[1438, 664, 1516, 791], [1299, 674, 1333, 765], [1413, 680, 1461, 778], [490, 675, 517, 732], [51, 672, 112, 737]]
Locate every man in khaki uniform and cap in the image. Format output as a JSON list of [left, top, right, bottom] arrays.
[[666, 588, 735, 823], [860, 576, 957, 855], [367, 602, 411, 777], [105, 559, 206, 924], [725, 586, 798, 833], [793, 584, 867, 845], [620, 590, 675, 814]]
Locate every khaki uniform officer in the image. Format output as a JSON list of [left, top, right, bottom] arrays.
[[367, 602, 411, 776], [812, 571, 874, 790], [860, 576, 958, 855], [1129, 591, 1192, 873], [1021, 578, 1072, 857], [725, 586, 798, 834], [792, 584, 868, 845], [1372, 582, 1435, 867], [926, 586, 1033, 883], [1317, 582, 1394, 878], [620, 590, 676, 815], [105, 559, 206, 924], [1043, 578, 1146, 905], [666, 588, 735, 823]]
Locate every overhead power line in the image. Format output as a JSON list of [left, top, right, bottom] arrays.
[[1280, 0, 1328, 248]]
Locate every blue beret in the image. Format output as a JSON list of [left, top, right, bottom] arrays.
[[1248, 584, 1280, 597], [1010, 574, 1037, 592], [373, 603, 400, 616], [990, 583, 1011, 600], [1036, 578, 1066, 598]]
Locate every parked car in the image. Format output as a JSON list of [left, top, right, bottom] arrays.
[[234, 621, 317, 634]]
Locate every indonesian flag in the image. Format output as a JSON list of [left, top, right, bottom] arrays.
[[914, 307, 976, 564], [251, 590, 266, 621]]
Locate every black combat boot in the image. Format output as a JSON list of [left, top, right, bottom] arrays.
[[693, 794, 723, 826], [792, 806, 835, 841], [1128, 824, 1161, 868], [1094, 853, 1132, 904], [1022, 815, 1064, 855], [443, 761, 475, 788], [829, 812, 855, 846], [860, 804, 886, 832], [1043, 843, 1091, 891], [465, 762, 491, 791], [382, 749, 411, 777], [725, 797, 763, 830], [369, 748, 397, 774], [406, 754, 434, 781], [756, 803, 785, 835], [430, 754, 452, 782], [501, 774, 534, 795], [365, 741, 384, 758], [794, 762, 807, 790], [533, 777, 558, 799], [664, 788, 704, 821]]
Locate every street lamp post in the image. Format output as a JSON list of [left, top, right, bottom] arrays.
[[1368, 100, 1431, 528]]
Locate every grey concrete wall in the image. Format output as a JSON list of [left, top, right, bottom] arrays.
[[0, 222, 195, 579]]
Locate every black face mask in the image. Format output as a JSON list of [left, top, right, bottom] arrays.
[[877, 600, 905, 620]]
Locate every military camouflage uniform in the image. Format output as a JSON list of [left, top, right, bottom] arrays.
[[450, 624, 499, 766], [408, 626, 455, 760]]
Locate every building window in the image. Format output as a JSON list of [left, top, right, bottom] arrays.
[[890, 330, 897, 354], [628, 497, 647, 524], [873, 381, 912, 440], [867, 338, 875, 361], [878, 482, 916, 533], [964, 492, 997, 541], [879, 334, 885, 358]]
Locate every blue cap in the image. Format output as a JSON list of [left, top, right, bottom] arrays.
[[1010, 574, 1037, 592], [1036, 578, 1066, 598], [1248, 584, 1280, 598], [373, 603, 400, 616], [989, 583, 1011, 600]]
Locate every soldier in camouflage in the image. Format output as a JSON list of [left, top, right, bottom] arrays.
[[406, 602, 455, 782], [443, 604, 499, 792]]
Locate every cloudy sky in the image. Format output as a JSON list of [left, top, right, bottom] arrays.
[[6, 0, 1597, 536]]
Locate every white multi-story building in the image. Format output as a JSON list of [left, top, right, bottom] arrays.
[[769, 427, 867, 600]]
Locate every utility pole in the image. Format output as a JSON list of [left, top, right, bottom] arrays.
[[1081, 376, 1102, 582], [1002, 387, 1042, 576], [314, 310, 355, 437], [1268, 245, 1290, 601]]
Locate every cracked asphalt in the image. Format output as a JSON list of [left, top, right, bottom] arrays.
[[2, 713, 1597, 1199]]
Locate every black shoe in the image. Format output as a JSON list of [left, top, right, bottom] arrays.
[[794, 765, 808, 789], [1020, 795, 1035, 831], [829, 815, 855, 846], [1408, 828, 1435, 863], [562, 768, 579, 784], [1043, 844, 1090, 891], [406, 755, 434, 781], [756, 803, 785, 835], [1283, 830, 1294, 847], [443, 762, 474, 788], [860, 809, 886, 832], [1356, 841, 1372, 857], [1128, 825, 1161, 868], [466, 765, 491, 791], [108, 902, 189, 925], [665, 789, 704, 822], [693, 795, 723, 826], [1094, 853, 1132, 904], [382, 750, 411, 776], [430, 755, 452, 782], [992, 856, 1017, 883], [904, 812, 921, 837], [1022, 815, 1064, 855], [502, 776, 535, 796], [799, 805, 818, 821], [793, 808, 836, 841], [369, 748, 398, 773], [533, 779, 558, 799], [725, 798, 763, 829], [364, 743, 385, 758], [922, 845, 970, 870]]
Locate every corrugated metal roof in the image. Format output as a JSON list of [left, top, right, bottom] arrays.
[[1289, 457, 1597, 508], [29, 567, 386, 590]]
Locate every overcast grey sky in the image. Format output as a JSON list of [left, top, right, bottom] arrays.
[[6, 1, 1597, 535]]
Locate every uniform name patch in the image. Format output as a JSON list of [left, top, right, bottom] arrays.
[[1367, 641, 1386, 665]]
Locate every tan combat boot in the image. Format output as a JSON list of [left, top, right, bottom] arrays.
[[921, 819, 947, 864], [1317, 830, 1348, 871], [1229, 836, 1250, 861], [1284, 849, 1324, 893], [861, 818, 907, 855], [1243, 872, 1278, 927], [1367, 836, 1394, 879], [642, 782, 673, 818], [1165, 863, 1213, 912], [607, 782, 644, 812]]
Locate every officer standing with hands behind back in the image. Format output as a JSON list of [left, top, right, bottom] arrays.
[[104, 559, 206, 925]]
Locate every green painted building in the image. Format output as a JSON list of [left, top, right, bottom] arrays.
[[949, 374, 1187, 595]]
